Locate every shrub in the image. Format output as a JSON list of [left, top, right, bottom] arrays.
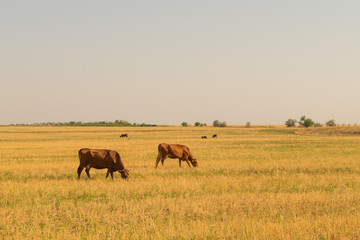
[[213, 120, 220, 127], [246, 122, 251, 128], [325, 119, 336, 127], [314, 122, 322, 127], [181, 122, 189, 127], [213, 120, 227, 127], [299, 116, 314, 128], [195, 122, 206, 127], [285, 119, 297, 127], [194, 122, 201, 127]]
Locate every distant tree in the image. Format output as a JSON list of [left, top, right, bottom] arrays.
[[181, 122, 189, 127], [213, 120, 220, 127], [213, 120, 227, 127], [246, 122, 251, 128], [195, 122, 206, 127], [325, 119, 336, 127], [299, 116, 314, 128], [285, 119, 297, 127]]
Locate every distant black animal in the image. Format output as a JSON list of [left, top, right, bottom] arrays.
[[212, 134, 217, 138], [120, 134, 128, 138], [201, 136, 207, 139]]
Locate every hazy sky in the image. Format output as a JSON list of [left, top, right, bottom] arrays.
[[1, 1, 360, 125]]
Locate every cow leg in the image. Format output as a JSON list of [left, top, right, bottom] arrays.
[[155, 155, 161, 168], [110, 172, 114, 179], [77, 166, 84, 179], [161, 156, 166, 166], [179, 159, 182, 167], [106, 170, 110, 178], [181, 152, 191, 167], [185, 159, 191, 167], [85, 166, 91, 179]]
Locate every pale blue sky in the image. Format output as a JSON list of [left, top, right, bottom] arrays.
[[1, 1, 360, 125]]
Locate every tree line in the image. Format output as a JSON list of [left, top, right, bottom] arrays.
[[181, 120, 227, 127], [285, 116, 338, 128], [9, 120, 157, 127]]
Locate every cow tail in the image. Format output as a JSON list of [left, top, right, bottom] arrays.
[[77, 149, 83, 176], [78, 149, 82, 162], [157, 144, 161, 157], [158, 144, 166, 156]]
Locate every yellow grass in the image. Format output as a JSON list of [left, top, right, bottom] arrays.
[[1, 126, 360, 239]]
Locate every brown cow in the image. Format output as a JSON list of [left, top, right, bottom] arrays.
[[155, 143, 198, 168], [77, 148, 130, 179]]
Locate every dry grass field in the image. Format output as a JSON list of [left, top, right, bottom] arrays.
[[1, 125, 360, 239]]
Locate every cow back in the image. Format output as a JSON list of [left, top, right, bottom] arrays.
[[158, 143, 189, 159], [79, 148, 125, 171]]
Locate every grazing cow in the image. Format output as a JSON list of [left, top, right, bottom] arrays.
[[155, 143, 198, 168], [212, 134, 217, 138], [120, 134, 128, 138], [201, 136, 207, 139], [77, 148, 130, 179]]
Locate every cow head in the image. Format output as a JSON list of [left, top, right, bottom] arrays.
[[119, 169, 130, 179], [190, 158, 198, 167]]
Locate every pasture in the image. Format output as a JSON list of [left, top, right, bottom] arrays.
[[1, 126, 360, 239]]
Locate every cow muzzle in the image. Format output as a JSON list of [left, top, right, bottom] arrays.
[[119, 169, 130, 179]]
